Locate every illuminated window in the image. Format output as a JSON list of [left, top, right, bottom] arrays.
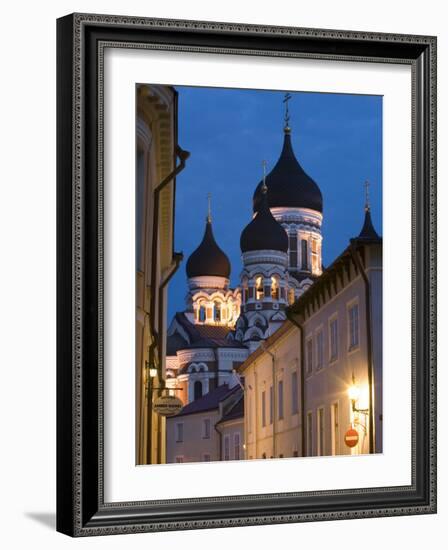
[[288, 288, 295, 305], [270, 276, 279, 300], [255, 276, 264, 300], [213, 301, 221, 322], [311, 238, 319, 272]]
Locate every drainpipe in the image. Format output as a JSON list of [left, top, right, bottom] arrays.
[[349, 241, 375, 454], [285, 314, 306, 457], [260, 342, 276, 458], [145, 145, 190, 464]]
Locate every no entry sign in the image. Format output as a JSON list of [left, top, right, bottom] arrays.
[[344, 427, 359, 448]]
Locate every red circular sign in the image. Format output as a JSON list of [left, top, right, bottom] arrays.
[[344, 428, 359, 448]]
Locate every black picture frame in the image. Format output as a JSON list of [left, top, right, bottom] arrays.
[[56, 13, 437, 537]]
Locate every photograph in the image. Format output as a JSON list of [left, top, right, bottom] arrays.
[[135, 84, 383, 465]]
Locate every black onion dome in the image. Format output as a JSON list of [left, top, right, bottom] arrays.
[[357, 208, 380, 241], [240, 189, 288, 253], [253, 130, 323, 213], [186, 219, 231, 278]]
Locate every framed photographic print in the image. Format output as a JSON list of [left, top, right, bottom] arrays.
[[56, 13, 437, 536]]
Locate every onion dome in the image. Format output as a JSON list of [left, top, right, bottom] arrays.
[[186, 216, 231, 279], [240, 184, 288, 253], [253, 128, 323, 213]]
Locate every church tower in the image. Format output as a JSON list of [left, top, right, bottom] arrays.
[[184, 197, 241, 328], [252, 94, 324, 301], [236, 171, 290, 351]]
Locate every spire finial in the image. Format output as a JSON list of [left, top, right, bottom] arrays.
[[283, 92, 292, 133], [364, 180, 370, 212], [207, 193, 212, 222], [261, 160, 268, 193]]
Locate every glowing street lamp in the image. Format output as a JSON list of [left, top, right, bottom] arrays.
[[348, 374, 369, 415]]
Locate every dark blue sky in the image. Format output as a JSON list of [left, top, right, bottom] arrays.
[[168, 86, 382, 320]]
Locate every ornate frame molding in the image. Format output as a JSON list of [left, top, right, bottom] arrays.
[[56, 13, 436, 537]]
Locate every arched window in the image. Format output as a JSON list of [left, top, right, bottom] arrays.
[[213, 301, 221, 322], [301, 239, 308, 270], [288, 288, 295, 305], [255, 276, 264, 300], [194, 380, 203, 400], [198, 303, 206, 322], [271, 276, 279, 300]]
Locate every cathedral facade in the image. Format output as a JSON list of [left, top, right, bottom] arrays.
[[165, 109, 324, 407]]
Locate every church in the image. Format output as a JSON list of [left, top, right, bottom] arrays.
[[165, 96, 382, 463]]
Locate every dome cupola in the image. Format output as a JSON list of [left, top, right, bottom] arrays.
[[186, 203, 231, 279], [240, 175, 288, 254], [252, 124, 323, 214]]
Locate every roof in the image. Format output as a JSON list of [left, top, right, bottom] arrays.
[[216, 393, 244, 424], [240, 187, 288, 253], [171, 384, 239, 417], [166, 332, 189, 356], [186, 338, 246, 349], [186, 219, 231, 278], [253, 129, 323, 214], [237, 320, 296, 373], [357, 208, 380, 241]]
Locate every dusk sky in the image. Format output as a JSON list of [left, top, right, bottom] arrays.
[[167, 86, 382, 320]]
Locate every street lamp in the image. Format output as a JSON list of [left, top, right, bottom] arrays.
[[348, 373, 369, 415]]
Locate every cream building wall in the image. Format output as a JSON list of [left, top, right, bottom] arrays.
[[240, 322, 302, 460], [136, 84, 186, 465]]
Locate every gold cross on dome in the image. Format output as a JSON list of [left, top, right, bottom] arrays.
[[364, 180, 371, 212]]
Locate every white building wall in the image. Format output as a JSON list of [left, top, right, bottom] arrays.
[[243, 325, 302, 460], [166, 410, 220, 463]]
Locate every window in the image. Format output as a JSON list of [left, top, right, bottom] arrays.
[[198, 304, 206, 322], [331, 402, 340, 456], [317, 407, 325, 456], [306, 412, 313, 456], [224, 436, 230, 460], [288, 288, 295, 305], [289, 234, 298, 268], [175, 423, 183, 443], [270, 276, 279, 300], [301, 239, 308, 270], [194, 380, 203, 400], [175, 456, 184, 463], [202, 418, 210, 439], [291, 371, 298, 415], [329, 317, 338, 361], [316, 330, 324, 370], [311, 238, 319, 273], [269, 385, 274, 424], [203, 453, 211, 462], [278, 380, 284, 420], [213, 301, 221, 322], [348, 303, 360, 349], [261, 390, 266, 427], [255, 276, 264, 300], [306, 338, 313, 375], [234, 433, 241, 460]]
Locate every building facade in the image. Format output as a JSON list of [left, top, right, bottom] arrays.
[[136, 84, 189, 464], [239, 207, 382, 459]]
